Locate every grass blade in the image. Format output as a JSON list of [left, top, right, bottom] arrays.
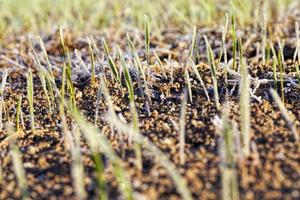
[[179, 90, 187, 165], [239, 45, 250, 156], [8, 124, 29, 199], [270, 89, 299, 141], [231, 15, 237, 71], [102, 38, 121, 84], [295, 22, 300, 84], [204, 35, 220, 110], [27, 69, 35, 132], [72, 111, 134, 200], [104, 113, 193, 200]]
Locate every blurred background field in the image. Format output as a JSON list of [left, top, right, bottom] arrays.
[[0, 0, 299, 39]]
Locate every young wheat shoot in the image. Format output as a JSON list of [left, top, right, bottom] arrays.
[[8, 124, 29, 199], [153, 50, 167, 78], [72, 111, 133, 200], [239, 40, 251, 156], [16, 96, 22, 133], [189, 58, 210, 100], [87, 37, 96, 84], [144, 15, 151, 65], [261, 14, 267, 65], [69, 124, 87, 200], [102, 38, 121, 83], [231, 15, 237, 71], [295, 22, 300, 83], [29, 37, 52, 113], [0, 69, 8, 131], [220, 110, 240, 200], [270, 89, 299, 141], [104, 113, 193, 200], [222, 13, 229, 97], [127, 34, 151, 112], [27, 69, 35, 132], [117, 46, 143, 170], [179, 90, 187, 165], [204, 35, 220, 110]]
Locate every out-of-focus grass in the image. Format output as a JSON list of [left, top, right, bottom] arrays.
[[0, 0, 298, 39]]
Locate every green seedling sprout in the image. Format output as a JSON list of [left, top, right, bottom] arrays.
[[184, 67, 193, 103], [266, 39, 271, 66], [270, 42, 285, 102], [0, 69, 8, 131], [220, 108, 240, 200], [179, 90, 187, 165], [117, 46, 143, 170], [189, 58, 210, 100], [222, 13, 229, 95], [295, 22, 300, 83], [189, 25, 197, 61], [72, 111, 133, 200], [16, 96, 22, 133], [104, 113, 193, 200], [204, 35, 220, 110], [127, 34, 151, 112], [239, 38, 250, 156], [37, 36, 55, 78], [153, 50, 167, 78], [262, 14, 267, 65], [8, 124, 29, 199], [102, 38, 121, 84], [66, 49, 77, 109], [144, 15, 151, 65], [87, 37, 96, 85], [277, 51, 285, 103], [29, 37, 52, 113], [69, 124, 87, 200], [231, 14, 237, 71], [27, 69, 35, 132], [270, 89, 299, 141], [270, 42, 278, 90]]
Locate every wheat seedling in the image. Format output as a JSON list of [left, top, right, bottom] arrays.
[[144, 15, 151, 65], [87, 37, 96, 85], [179, 90, 187, 165], [37, 36, 54, 78], [104, 113, 193, 200], [189, 58, 210, 100], [277, 51, 285, 103], [69, 124, 87, 200], [239, 38, 250, 156], [29, 37, 52, 113], [295, 22, 300, 83], [261, 14, 267, 65], [189, 25, 197, 61], [102, 38, 121, 84], [204, 35, 220, 110], [220, 109, 240, 200], [0, 69, 8, 131], [231, 15, 237, 71], [117, 46, 143, 170], [27, 69, 35, 132], [72, 111, 133, 200], [222, 13, 229, 98], [16, 96, 22, 133], [8, 123, 29, 199], [270, 42, 285, 102], [153, 50, 167, 78], [270, 89, 299, 141], [127, 34, 151, 112]]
